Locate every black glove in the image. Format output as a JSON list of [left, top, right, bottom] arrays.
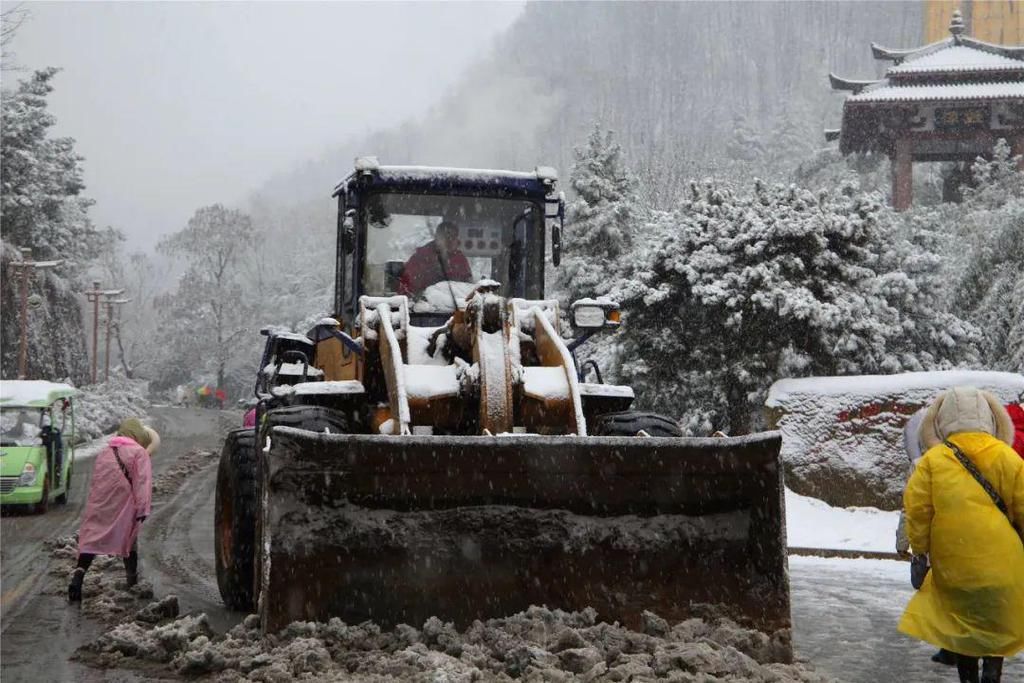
[[136, 515, 147, 523], [910, 553, 930, 589]]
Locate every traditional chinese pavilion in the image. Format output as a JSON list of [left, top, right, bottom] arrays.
[[828, 10, 1024, 210]]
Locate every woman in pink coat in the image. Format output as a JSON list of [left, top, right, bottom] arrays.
[[68, 418, 156, 602]]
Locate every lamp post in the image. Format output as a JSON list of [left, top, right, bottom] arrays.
[[103, 297, 132, 382], [10, 248, 64, 379], [84, 283, 124, 384]]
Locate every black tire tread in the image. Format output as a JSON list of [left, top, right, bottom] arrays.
[[215, 428, 257, 611], [592, 411, 683, 438]]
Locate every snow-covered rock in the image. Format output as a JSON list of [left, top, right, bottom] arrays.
[[767, 370, 1024, 510]]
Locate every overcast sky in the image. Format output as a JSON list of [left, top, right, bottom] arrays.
[[6, 1, 525, 250]]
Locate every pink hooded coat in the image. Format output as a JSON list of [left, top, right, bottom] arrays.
[[77, 436, 153, 557]]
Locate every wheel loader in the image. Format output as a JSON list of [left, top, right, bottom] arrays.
[[215, 158, 790, 651]]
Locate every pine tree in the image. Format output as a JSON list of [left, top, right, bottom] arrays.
[[725, 114, 765, 164], [948, 140, 1024, 371], [1, 68, 101, 270], [557, 126, 640, 304]]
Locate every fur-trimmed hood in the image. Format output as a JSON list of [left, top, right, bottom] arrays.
[[919, 386, 1015, 449]]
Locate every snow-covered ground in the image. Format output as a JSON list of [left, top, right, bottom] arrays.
[[71, 435, 109, 462], [785, 488, 899, 553]]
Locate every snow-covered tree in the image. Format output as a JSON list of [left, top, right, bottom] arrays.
[[557, 127, 640, 304], [1, 68, 102, 271], [944, 141, 1024, 372], [614, 179, 978, 435], [0, 68, 100, 382], [725, 114, 765, 164], [155, 205, 255, 392]]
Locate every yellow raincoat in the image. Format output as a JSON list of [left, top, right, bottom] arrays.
[[898, 432, 1024, 657]]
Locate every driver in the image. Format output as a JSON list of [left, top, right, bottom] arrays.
[[398, 220, 472, 296]]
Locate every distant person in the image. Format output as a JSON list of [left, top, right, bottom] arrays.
[[1007, 401, 1024, 458], [243, 407, 256, 428], [69, 418, 158, 602], [214, 387, 227, 410], [899, 387, 1024, 683], [397, 221, 472, 296]]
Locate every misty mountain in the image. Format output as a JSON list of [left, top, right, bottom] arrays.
[[255, 2, 923, 207]]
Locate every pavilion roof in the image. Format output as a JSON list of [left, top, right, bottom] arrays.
[[848, 80, 1024, 104], [827, 9, 1024, 154], [886, 44, 1024, 77]]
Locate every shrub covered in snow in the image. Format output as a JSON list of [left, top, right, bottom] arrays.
[[613, 179, 979, 435], [73, 377, 151, 443]]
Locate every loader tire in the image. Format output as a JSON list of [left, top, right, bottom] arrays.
[[263, 405, 350, 436], [592, 411, 683, 438], [215, 428, 257, 611]]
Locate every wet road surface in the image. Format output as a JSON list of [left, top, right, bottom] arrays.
[[0, 407, 238, 682], [2, 407, 1022, 682], [790, 555, 1024, 682]]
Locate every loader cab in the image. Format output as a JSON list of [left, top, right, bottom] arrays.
[[332, 159, 564, 329]]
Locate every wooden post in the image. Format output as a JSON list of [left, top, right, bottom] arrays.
[[16, 255, 30, 379], [104, 299, 113, 383], [892, 136, 913, 211], [13, 249, 63, 379], [87, 281, 101, 384], [1013, 136, 1024, 172], [84, 284, 125, 384]]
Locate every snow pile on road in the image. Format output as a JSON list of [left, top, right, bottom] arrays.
[[45, 534, 157, 624], [46, 451, 213, 623], [151, 448, 217, 498], [74, 378, 152, 443], [77, 606, 836, 681], [766, 370, 1024, 510], [785, 488, 900, 553]]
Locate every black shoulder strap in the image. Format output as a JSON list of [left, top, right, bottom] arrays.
[[111, 446, 133, 487], [944, 439, 1009, 517]]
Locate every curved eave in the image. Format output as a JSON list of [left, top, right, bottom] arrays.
[[872, 38, 952, 64], [961, 37, 1024, 61], [829, 73, 880, 93]]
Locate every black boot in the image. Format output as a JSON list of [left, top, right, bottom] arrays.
[[957, 654, 980, 683], [124, 550, 139, 588], [981, 657, 1003, 683], [68, 568, 85, 603], [932, 649, 957, 666]]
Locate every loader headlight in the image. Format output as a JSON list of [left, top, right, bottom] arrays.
[[19, 462, 37, 486], [570, 299, 621, 330]]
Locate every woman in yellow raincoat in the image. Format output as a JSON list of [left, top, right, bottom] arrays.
[[899, 386, 1024, 683]]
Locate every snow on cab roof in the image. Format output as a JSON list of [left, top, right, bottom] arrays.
[[0, 380, 77, 408], [333, 161, 557, 196], [766, 370, 1024, 406]]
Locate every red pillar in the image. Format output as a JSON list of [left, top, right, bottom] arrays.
[[892, 136, 913, 211], [1012, 135, 1024, 172]]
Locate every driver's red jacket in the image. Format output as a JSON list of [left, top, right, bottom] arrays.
[[397, 242, 472, 295]]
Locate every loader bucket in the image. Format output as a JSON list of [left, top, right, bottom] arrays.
[[258, 428, 789, 649]]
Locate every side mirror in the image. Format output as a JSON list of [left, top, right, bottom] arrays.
[[552, 225, 561, 266], [570, 298, 621, 331], [341, 211, 356, 254]]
